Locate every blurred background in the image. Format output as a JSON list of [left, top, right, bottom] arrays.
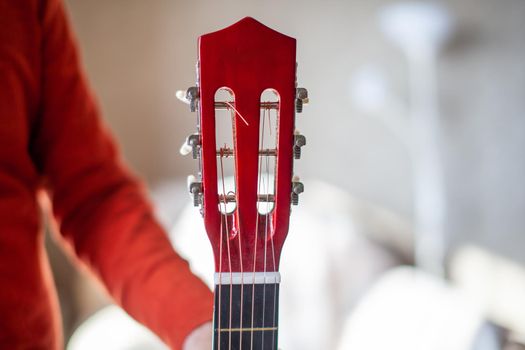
[[45, 0, 525, 349]]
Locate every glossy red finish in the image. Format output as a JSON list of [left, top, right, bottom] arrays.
[[198, 17, 296, 273]]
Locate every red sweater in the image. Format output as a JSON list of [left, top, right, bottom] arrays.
[[0, 0, 213, 348]]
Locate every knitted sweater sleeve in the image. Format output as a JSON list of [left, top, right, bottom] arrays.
[[32, 1, 213, 348]]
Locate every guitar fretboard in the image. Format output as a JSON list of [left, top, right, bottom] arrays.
[[213, 283, 279, 350]]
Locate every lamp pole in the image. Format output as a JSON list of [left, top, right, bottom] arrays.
[[379, 2, 453, 276]]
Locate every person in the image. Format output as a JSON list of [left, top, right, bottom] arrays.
[[0, 0, 212, 348]]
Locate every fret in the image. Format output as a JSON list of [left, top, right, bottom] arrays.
[[213, 283, 279, 350]]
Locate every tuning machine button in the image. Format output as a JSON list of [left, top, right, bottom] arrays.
[[293, 131, 306, 159], [187, 175, 203, 207], [295, 87, 309, 113], [180, 133, 201, 159], [176, 86, 200, 112], [175, 86, 199, 112], [291, 176, 304, 205]]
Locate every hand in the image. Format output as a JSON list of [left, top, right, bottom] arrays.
[[183, 322, 212, 350]]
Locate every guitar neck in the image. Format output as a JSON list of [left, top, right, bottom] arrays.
[[181, 17, 307, 350], [213, 274, 280, 350]]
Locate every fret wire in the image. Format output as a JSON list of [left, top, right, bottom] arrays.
[[217, 327, 278, 332]]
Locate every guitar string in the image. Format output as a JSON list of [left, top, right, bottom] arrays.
[[261, 104, 271, 350], [224, 101, 249, 126], [263, 99, 282, 350], [219, 98, 278, 349], [219, 107, 234, 350], [218, 188, 224, 350], [250, 104, 266, 350], [267, 105, 279, 349], [214, 95, 223, 349], [230, 106, 246, 350], [219, 101, 257, 350], [265, 104, 279, 350], [219, 155, 232, 350]]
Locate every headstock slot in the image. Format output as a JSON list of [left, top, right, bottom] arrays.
[[257, 89, 279, 215], [215, 88, 237, 215]]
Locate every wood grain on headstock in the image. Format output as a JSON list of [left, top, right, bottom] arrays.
[[198, 17, 297, 273]]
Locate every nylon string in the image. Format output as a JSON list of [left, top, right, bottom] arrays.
[[218, 99, 278, 350], [267, 105, 278, 348], [230, 106, 245, 350], [219, 136, 233, 350], [249, 104, 267, 349], [262, 104, 279, 350]]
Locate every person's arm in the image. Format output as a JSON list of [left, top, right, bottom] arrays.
[[183, 322, 213, 350], [32, 0, 212, 348]]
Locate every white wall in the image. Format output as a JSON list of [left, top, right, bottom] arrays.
[[65, 0, 525, 265]]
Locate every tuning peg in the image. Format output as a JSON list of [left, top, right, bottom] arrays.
[[180, 133, 201, 159], [295, 87, 309, 113], [186, 86, 199, 112], [291, 176, 304, 205], [293, 131, 306, 159], [187, 175, 203, 207], [176, 86, 199, 112]]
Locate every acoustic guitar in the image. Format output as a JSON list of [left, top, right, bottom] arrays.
[[179, 17, 307, 350]]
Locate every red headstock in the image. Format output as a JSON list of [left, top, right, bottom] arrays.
[[180, 17, 307, 276]]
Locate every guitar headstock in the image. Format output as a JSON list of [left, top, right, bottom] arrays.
[[179, 17, 307, 276]]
